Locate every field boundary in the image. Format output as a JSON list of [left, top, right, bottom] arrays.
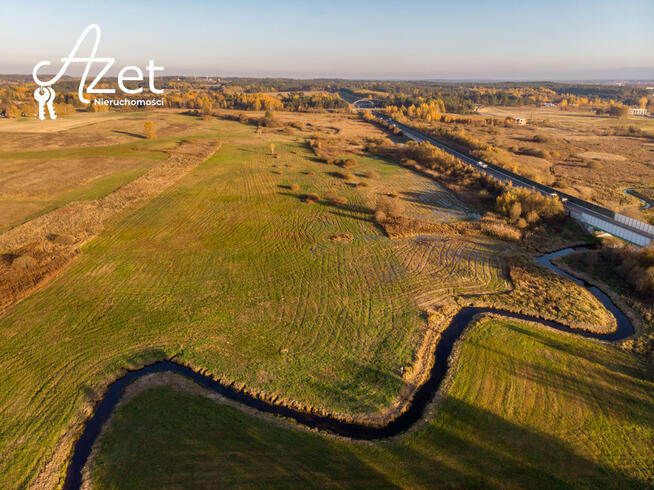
[[0, 139, 222, 313]]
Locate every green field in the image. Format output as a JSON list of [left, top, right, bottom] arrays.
[[0, 111, 216, 232], [0, 116, 644, 488], [90, 318, 654, 489], [0, 141, 170, 232]]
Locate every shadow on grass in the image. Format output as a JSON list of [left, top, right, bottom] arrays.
[[473, 322, 654, 423], [92, 386, 647, 488], [112, 130, 146, 139], [400, 189, 466, 212]]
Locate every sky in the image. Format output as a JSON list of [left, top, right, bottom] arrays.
[[1, 0, 653, 80]]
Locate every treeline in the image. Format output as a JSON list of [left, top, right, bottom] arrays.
[[196, 78, 340, 93], [2, 76, 649, 118], [281, 92, 348, 110], [402, 140, 504, 196], [392, 118, 554, 185], [339, 80, 650, 106], [0, 80, 348, 117], [495, 188, 564, 228], [593, 246, 654, 297]]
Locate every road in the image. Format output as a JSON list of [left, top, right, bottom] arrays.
[[337, 89, 384, 109], [374, 113, 654, 246]]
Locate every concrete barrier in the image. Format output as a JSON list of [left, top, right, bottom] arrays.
[[570, 210, 651, 246], [614, 213, 654, 236]]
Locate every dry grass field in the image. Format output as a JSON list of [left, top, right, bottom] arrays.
[[0, 111, 228, 231], [0, 110, 648, 488], [476, 106, 654, 222]]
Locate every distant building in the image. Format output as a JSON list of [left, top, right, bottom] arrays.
[[629, 107, 648, 116], [513, 117, 526, 125]]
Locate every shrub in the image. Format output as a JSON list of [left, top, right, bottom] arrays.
[[144, 121, 157, 139], [302, 193, 320, 203], [526, 210, 540, 224], [289, 184, 300, 191], [12, 255, 36, 269], [532, 134, 550, 143], [518, 147, 550, 159], [260, 110, 281, 127], [496, 188, 564, 225], [374, 210, 387, 223], [608, 104, 629, 118], [509, 201, 522, 221], [588, 245, 654, 297], [340, 158, 358, 169], [337, 171, 355, 180], [376, 196, 405, 217], [479, 220, 521, 241], [329, 196, 348, 205], [364, 170, 379, 179]]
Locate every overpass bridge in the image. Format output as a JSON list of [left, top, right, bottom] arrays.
[[337, 90, 385, 109], [375, 114, 654, 246]]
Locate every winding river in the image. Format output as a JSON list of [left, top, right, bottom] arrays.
[[62, 246, 635, 490], [624, 189, 652, 210]]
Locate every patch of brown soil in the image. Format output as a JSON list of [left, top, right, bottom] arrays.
[[382, 216, 446, 238], [380, 215, 474, 239], [0, 139, 221, 312], [329, 233, 353, 242]]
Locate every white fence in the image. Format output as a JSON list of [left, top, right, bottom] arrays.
[[614, 213, 654, 236], [570, 210, 652, 246]]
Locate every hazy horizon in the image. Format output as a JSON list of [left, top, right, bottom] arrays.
[[2, 0, 652, 80]]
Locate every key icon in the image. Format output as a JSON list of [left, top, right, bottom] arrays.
[[33, 86, 57, 120], [46, 87, 57, 120], [34, 87, 49, 120]]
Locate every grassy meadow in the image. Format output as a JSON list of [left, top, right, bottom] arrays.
[[90, 317, 654, 489], [0, 111, 221, 232], [0, 113, 647, 488], [0, 116, 459, 486]]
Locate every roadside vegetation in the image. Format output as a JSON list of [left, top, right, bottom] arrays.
[[380, 102, 654, 224]]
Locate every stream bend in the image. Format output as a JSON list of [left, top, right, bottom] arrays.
[[62, 246, 634, 489]]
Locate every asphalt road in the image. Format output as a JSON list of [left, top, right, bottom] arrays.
[[375, 113, 654, 245]]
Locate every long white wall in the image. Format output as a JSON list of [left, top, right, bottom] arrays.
[[614, 213, 654, 236], [570, 210, 651, 246]]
